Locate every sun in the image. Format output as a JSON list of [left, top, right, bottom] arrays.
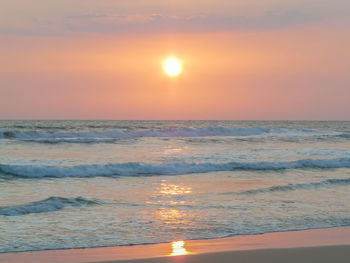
[[164, 58, 181, 76]]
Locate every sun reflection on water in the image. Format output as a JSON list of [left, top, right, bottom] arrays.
[[159, 183, 192, 196], [170, 240, 188, 256]]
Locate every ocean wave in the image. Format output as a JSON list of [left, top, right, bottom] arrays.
[[338, 133, 350, 138], [1, 157, 350, 179], [0, 197, 99, 216], [0, 130, 128, 143], [0, 126, 335, 143], [237, 178, 350, 195]]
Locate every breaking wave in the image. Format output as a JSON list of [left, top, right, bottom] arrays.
[[1, 157, 350, 179], [237, 178, 350, 195], [0, 126, 337, 143], [0, 197, 99, 216]]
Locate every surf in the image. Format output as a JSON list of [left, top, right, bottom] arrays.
[[2, 157, 350, 179]]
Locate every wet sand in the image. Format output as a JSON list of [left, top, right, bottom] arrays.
[[97, 245, 350, 263]]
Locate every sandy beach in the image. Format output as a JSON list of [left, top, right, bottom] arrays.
[[1, 226, 350, 263], [98, 245, 350, 263]]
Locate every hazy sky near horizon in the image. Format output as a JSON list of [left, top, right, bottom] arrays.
[[1, 0, 350, 119]]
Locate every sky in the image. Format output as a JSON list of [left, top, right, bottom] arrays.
[[1, 0, 349, 120]]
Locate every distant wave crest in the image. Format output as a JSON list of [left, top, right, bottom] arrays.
[[338, 133, 350, 138], [237, 178, 350, 195], [1, 157, 350, 179], [0, 126, 337, 143], [0, 197, 99, 216]]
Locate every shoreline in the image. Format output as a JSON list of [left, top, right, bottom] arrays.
[[1, 226, 350, 263]]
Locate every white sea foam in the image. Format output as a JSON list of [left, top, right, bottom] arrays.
[[0, 126, 338, 143], [1, 157, 350, 178], [0, 197, 99, 216]]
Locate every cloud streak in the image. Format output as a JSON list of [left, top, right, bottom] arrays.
[[0, 10, 318, 36]]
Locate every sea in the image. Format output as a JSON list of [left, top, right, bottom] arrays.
[[1, 120, 350, 253]]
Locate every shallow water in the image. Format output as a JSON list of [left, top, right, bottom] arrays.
[[1, 120, 350, 253]]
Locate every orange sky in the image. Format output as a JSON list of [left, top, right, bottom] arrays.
[[1, 0, 349, 119]]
